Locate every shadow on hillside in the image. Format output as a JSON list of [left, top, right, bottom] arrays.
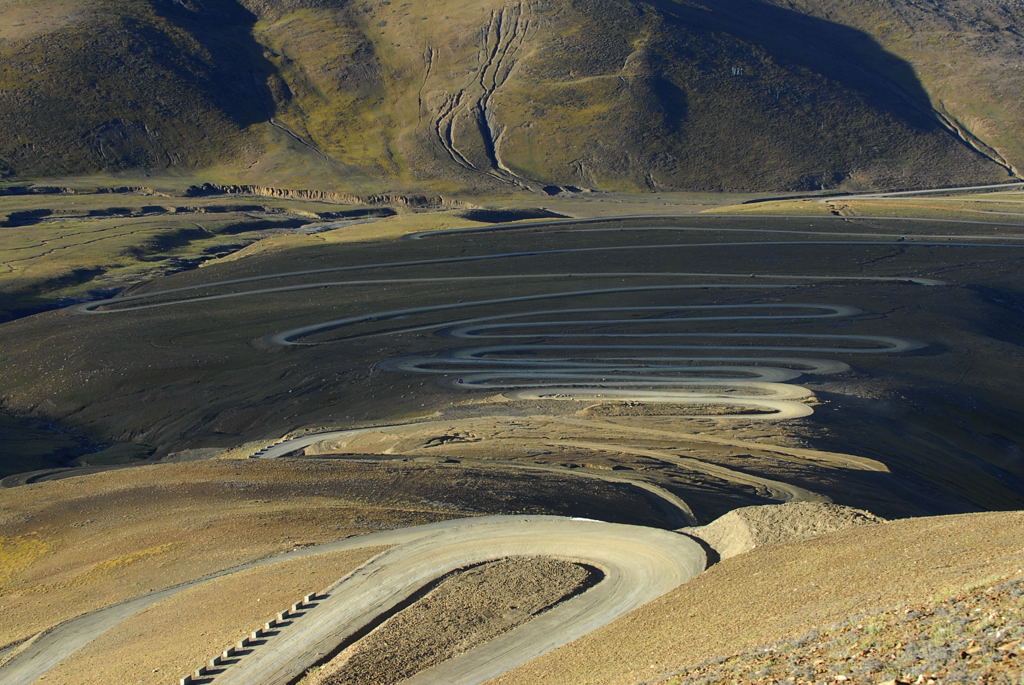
[[151, 0, 278, 127], [812, 390, 1024, 516], [652, 0, 942, 131]]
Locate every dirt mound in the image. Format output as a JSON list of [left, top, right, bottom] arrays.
[[683, 502, 884, 560], [494, 510, 1024, 685], [301, 557, 597, 685]]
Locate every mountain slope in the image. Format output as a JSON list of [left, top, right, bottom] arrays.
[[0, 0, 1018, 191], [771, 0, 1024, 179], [248, 0, 1007, 191], [0, 0, 272, 176], [496, 509, 1024, 684]]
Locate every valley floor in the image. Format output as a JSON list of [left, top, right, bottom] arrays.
[[1, 183, 1022, 683]]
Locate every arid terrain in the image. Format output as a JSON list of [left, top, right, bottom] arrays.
[[3, 0, 1023, 192], [0, 179, 1022, 683], [2, 0, 1024, 680]]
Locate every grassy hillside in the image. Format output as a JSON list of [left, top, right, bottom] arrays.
[[0, 0, 1016, 191], [0, 0, 271, 176], [771, 0, 1024, 179], [247, 0, 1005, 191]]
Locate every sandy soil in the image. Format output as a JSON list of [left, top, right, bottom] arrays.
[[301, 557, 595, 685], [0, 457, 663, 651], [0, 0, 86, 42], [683, 501, 885, 560], [494, 510, 1024, 685], [38, 547, 386, 685]]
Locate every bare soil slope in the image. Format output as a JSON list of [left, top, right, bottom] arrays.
[[495, 510, 1024, 684], [668, 576, 1023, 684], [682, 501, 884, 560], [0, 457, 662, 653], [302, 557, 596, 685]]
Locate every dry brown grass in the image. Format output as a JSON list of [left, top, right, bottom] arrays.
[[495, 510, 1024, 684], [0, 0, 86, 42], [0, 459, 473, 648]]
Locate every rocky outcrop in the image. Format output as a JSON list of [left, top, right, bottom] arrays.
[[183, 184, 469, 210]]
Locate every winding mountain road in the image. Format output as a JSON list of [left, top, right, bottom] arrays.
[[74, 238, 971, 420], [0, 517, 703, 685], [0, 521, 450, 685], [74, 219, 1024, 422], [212, 516, 703, 685], [30, 215, 1023, 684]]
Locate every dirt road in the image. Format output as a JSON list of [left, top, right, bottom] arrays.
[[42, 215, 1024, 683], [213, 516, 703, 685], [0, 517, 703, 685], [76, 219, 1024, 420]]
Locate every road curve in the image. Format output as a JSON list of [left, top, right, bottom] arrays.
[[0, 523, 444, 685], [0, 516, 702, 685], [251, 427, 699, 525], [211, 516, 704, 685], [37, 216, 1019, 682]]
